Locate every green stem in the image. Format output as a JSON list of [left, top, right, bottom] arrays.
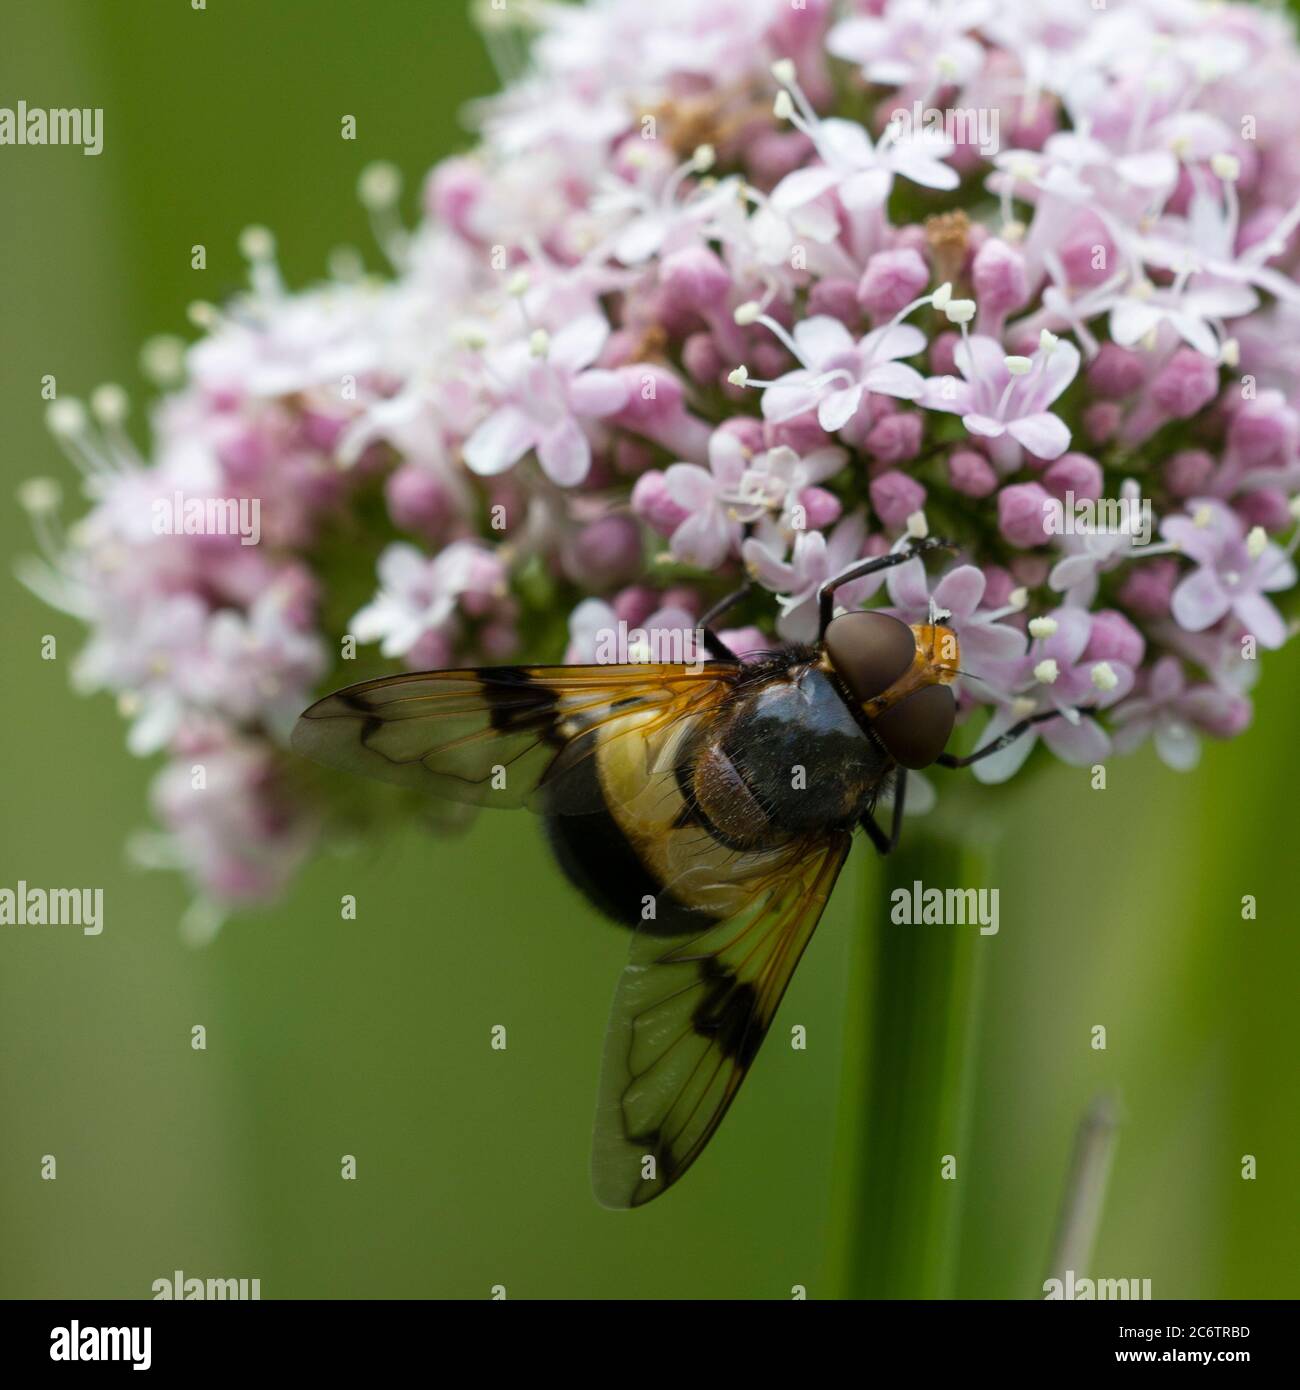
[[830, 818, 993, 1299]]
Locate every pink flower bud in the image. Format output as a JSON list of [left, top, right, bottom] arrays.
[[715, 415, 766, 455], [1117, 557, 1178, 619], [971, 238, 1028, 316], [857, 248, 929, 320], [997, 482, 1053, 547], [459, 550, 509, 616], [765, 413, 831, 456], [1195, 690, 1252, 739], [1059, 228, 1115, 287], [1010, 98, 1059, 149], [631, 470, 689, 537], [1227, 393, 1298, 467], [744, 129, 814, 186], [659, 246, 733, 314], [682, 331, 723, 384], [425, 157, 484, 238], [384, 464, 453, 540], [564, 516, 643, 588], [753, 341, 794, 378], [1235, 488, 1293, 531], [659, 586, 701, 617], [891, 224, 928, 256], [1042, 452, 1103, 502], [1151, 348, 1220, 418], [1083, 401, 1121, 444], [216, 426, 272, 480], [865, 410, 922, 463], [808, 277, 862, 326], [870, 470, 926, 529], [799, 486, 842, 530], [612, 365, 711, 459], [405, 629, 455, 671], [1087, 344, 1146, 399], [1164, 449, 1216, 497], [300, 411, 347, 451], [1083, 608, 1146, 667], [1010, 553, 1049, 586], [612, 585, 658, 628], [717, 625, 772, 659], [948, 448, 998, 498], [613, 438, 656, 476], [929, 331, 960, 377], [981, 564, 1015, 608]]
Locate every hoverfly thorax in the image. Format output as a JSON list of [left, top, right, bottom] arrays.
[[820, 610, 960, 770]]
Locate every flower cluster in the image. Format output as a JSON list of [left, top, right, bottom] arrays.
[[22, 0, 1300, 934]]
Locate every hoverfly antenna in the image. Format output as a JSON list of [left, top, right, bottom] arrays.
[[926, 596, 952, 658]]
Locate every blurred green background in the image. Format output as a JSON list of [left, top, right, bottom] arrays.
[[1, 0, 1296, 1300]]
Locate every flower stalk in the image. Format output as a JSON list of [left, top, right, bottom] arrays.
[[831, 814, 991, 1299]]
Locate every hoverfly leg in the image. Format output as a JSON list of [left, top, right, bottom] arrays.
[[699, 580, 754, 661], [934, 709, 1073, 769], [817, 536, 955, 638], [860, 768, 906, 856]]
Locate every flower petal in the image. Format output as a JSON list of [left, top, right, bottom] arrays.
[[537, 416, 591, 486], [1008, 411, 1070, 459], [463, 406, 536, 476], [863, 361, 924, 400], [568, 368, 629, 417], [1231, 590, 1287, 649], [1170, 567, 1231, 632]]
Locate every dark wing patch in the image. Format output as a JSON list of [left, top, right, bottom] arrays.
[[291, 663, 740, 812], [590, 830, 852, 1208]]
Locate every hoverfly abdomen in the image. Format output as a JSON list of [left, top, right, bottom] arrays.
[[689, 740, 775, 850]]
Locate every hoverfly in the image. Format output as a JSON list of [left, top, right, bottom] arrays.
[[291, 537, 1050, 1207]]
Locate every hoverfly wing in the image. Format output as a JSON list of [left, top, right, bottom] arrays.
[[291, 663, 740, 812], [591, 829, 853, 1208]]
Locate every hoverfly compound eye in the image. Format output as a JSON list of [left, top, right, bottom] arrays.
[[872, 684, 956, 769], [823, 611, 916, 703]]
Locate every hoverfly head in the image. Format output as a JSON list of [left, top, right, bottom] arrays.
[[822, 610, 959, 769]]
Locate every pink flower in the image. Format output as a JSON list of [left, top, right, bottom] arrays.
[[971, 607, 1135, 784], [659, 432, 749, 569], [1111, 656, 1251, 771], [463, 315, 629, 486], [858, 247, 930, 320], [758, 317, 926, 432], [828, 1, 988, 92], [741, 511, 870, 642], [997, 482, 1054, 548], [772, 109, 958, 215], [870, 470, 926, 529], [564, 597, 702, 665], [351, 541, 506, 661], [1161, 498, 1297, 648], [921, 332, 1079, 465]]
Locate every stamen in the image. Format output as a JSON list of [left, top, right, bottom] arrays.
[[1090, 662, 1118, 692], [139, 335, 187, 387], [357, 161, 409, 271], [238, 223, 283, 299]]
